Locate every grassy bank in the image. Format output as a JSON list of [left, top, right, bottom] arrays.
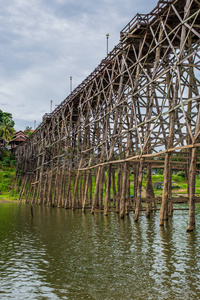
[[1, 159, 200, 202], [0, 149, 18, 201], [0, 168, 18, 200]]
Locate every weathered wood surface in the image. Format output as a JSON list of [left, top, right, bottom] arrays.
[[14, 0, 200, 231]]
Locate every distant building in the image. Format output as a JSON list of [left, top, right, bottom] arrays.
[[9, 131, 28, 151]]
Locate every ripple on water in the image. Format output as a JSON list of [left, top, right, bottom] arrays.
[[1, 204, 200, 299]]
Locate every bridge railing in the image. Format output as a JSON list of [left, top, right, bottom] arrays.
[[120, 0, 172, 42]]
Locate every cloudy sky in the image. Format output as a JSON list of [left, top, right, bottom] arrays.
[[0, 0, 156, 131]]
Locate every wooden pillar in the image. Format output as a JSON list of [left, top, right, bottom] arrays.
[[82, 169, 91, 212], [120, 162, 128, 218], [42, 173, 49, 205], [134, 160, 144, 221], [47, 169, 53, 206], [62, 171, 67, 207], [187, 147, 197, 232], [126, 166, 131, 215], [104, 164, 111, 216], [159, 153, 171, 225], [146, 163, 154, 218], [18, 175, 28, 201], [66, 169, 72, 208], [91, 166, 101, 213], [133, 164, 139, 209], [79, 171, 83, 207], [168, 162, 173, 217], [99, 166, 104, 210], [112, 167, 116, 207], [89, 171, 93, 205], [116, 165, 122, 212]]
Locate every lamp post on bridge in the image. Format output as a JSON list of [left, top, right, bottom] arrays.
[[50, 100, 53, 113], [106, 33, 109, 56], [70, 76, 73, 93]]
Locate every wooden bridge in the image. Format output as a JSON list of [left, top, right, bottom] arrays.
[[14, 0, 200, 231]]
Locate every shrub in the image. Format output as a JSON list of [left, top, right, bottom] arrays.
[[177, 171, 185, 177]]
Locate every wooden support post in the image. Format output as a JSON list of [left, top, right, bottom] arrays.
[[133, 164, 139, 210], [66, 169, 72, 208], [58, 169, 65, 207], [120, 162, 128, 218], [61, 171, 67, 207], [104, 164, 111, 216], [160, 153, 171, 225], [126, 166, 131, 215], [42, 173, 48, 206], [168, 162, 173, 217], [91, 166, 101, 213], [146, 163, 154, 218], [134, 160, 144, 221], [18, 175, 28, 202], [100, 166, 104, 210], [47, 169, 53, 206], [112, 167, 116, 207], [187, 147, 198, 232], [82, 170, 91, 212], [89, 171, 93, 205], [116, 165, 121, 213], [79, 171, 82, 207]]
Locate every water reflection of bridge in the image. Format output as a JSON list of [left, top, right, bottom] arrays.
[[15, 0, 200, 231]]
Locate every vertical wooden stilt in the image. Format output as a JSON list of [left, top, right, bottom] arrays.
[[91, 166, 101, 213], [100, 166, 104, 210], [146, 163, 154, 218], [104, 164, 111, 216], [82, 169, 91, 212], [160, 153, 170, 226], [168, 162, 173, 217], [134, 160, 144, 221], [120, 162, 128, 218], [187, 147, 197, 232], [116, 166, 121, 213], [112, 167, 116, 207], [125, 166, 130, 215], [133, 164, 139, 210]]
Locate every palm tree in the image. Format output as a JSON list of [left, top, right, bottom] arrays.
[[0, 115, 15, 142]]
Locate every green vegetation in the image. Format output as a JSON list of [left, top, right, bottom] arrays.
[[0, 109, 15, 141], [24, 126, 33, 137], [0, 110, 18, 200], [0, 168, 16, 199], [0, 149, 16, 169], [0, 149, 17, 200]]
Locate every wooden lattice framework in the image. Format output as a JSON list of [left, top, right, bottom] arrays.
[[15, 0, 200, 231]]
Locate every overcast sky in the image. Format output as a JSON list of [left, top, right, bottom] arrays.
[[0, 0, 157, 131]]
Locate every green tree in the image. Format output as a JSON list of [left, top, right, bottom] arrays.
[[0, 109, 3, 123], [24, 126, 32, 137], [0, 115, 15, 141]]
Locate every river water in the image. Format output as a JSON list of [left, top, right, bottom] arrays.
[[0, 203, 200, 300]]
